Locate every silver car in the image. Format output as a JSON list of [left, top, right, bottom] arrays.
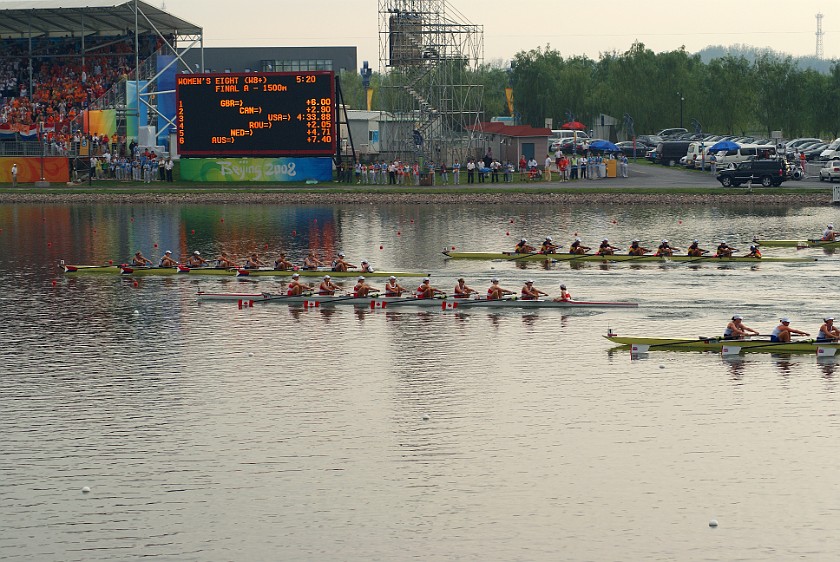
[[819, 160, 840, 182]]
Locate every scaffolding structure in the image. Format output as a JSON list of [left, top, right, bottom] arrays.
[[377, 0, 483, 164]]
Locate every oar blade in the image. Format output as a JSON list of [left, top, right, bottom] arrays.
[[720, 345, 741, 356]]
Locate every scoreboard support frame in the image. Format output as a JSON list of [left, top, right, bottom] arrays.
[[334, 74, 357, 181]]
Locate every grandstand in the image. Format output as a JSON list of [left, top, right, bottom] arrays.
[[0, 0, 201, 175]]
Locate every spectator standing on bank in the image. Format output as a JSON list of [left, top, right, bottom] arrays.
[[466, 158, 475, 184], [440, 162, 448, 185], [452, 160, 460, 185], [165, 157, 174, 182], [709, 153, 717, 175], [11, 163, 18, 187], [544, 154, 552, 181]]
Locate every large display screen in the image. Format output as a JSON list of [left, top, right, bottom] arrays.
[[176, 71, 335, 157]]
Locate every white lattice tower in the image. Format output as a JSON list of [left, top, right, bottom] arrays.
[[816, 12, 824, 60]]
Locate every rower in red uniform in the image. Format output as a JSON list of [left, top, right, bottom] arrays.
[[715, 241, 736, 258], [487, 278, 515, 300], [569, 238, 590, 255], [655, 239, 676, 257], [552, 283, 572, 302], [353, 276, 379, 297], [520, 279, 548, 300], [627, 239, 650, 256], [287, 273, 313, 296], [686, 239, 708, 257], [515, 238, 536, 253], [384, 275, 407, 296], [318, 274, 340, 295], [745, 245, 761, 258], [540, 236, 559, 254], [416, 277, 444, 299], [597, 239, 620, 256], [454, 277, 477, 298]]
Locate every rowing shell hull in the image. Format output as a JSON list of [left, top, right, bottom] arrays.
[[197, 291, 638, 309], [754, 239, 840, 249], [62, 265, 425, 278], [442, 251, 814, 263], [605, 335, 839, 354]]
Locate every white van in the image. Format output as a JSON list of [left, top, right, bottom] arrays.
[[715, 144, 777, 168], [684, 142, 714, 169], [820, 138, 840, 160], [550, 129, 590, 141]]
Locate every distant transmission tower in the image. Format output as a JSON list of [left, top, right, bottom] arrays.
[[816, 12, 824, 59]]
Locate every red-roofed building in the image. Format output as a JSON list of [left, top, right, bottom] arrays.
[[466, 122, 551, 165]]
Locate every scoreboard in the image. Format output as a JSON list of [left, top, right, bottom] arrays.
[[176, 71, 335, 157]]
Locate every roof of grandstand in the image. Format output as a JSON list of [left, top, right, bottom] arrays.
[[0, 0, 201, 38]]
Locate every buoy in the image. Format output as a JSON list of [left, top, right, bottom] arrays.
[[709, 519, 718, 527], [51, 280, 57, 286], [220, 218, 224, 223], [510, 219, 514, 224], [292, 230, 296, 236], [108, 260, 113, 265], [678, 220, 683, 225], [397, 231, 401, 236], [133, 281, 139, 288], [379, 245, 383, 250], [506, 232, 510, 236], [451, 246, 456, 250], [47, 242, 52, 248], [130, 217, 134, 222], [153, 243, 158, 248], [191, 229, 195, 234], [264, 243, 269, 249], [93, 229, 96, 234], [410, 219, 414, 223], [82, 486, 91, 493]]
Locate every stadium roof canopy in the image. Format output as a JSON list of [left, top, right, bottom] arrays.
[[0, 0, 202, 39]]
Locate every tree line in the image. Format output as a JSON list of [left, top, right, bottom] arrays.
[[338, 41, 840, 139]]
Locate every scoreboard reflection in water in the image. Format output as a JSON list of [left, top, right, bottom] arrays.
[[176, 71, 335, 157]]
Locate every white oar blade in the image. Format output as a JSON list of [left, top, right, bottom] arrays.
[[816, 346, 838, 357], [630, 344, 649, 354], [720, 345, 741, 356]]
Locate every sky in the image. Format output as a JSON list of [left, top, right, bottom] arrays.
[[161, 0, 840, 67]]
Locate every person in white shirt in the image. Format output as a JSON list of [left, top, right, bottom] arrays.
[[11, 163, 18, 187], [544, 155, 552, 181]]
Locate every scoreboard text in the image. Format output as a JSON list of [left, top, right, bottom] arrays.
[[176, 71, 335, 157]]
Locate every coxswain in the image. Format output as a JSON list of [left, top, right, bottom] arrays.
[[770, 317, 809, 342], [187, 250, 208, 267], [487, 278, 515, 300], [552, 283, 572, 302], [416, 277, 444, 299], [715, 241, 735, 258], [318, 274, 340, 296], [159, 250, 178, 267], [304, 251, 325, 269], [520, 279, 549, 300], [597, 238, 620, 256], [569, 237, 590, 255], [332, 252, 356, 272], [822, 224, 838, 241], [655, 239, 676, 257], [286, 273, 313, 296], [540, 236, 559, 254], [745, 245, 762, 258], [132, 251, 152, 267], [245, 253, 265, 269], [274, 252, 294, 270], [384, 275, 407, 297], [686, 239, 708, 257], [628, 239, 650, 256], [515, 238, 536, 253], [217, 252, 236, 268], [723, 315, 760, 340], [353, 276, 379, 297], [454, 277, 477, 298], [818, 316, 840, 342], [359, 259, 375, 273]]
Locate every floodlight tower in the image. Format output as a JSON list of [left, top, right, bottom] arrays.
[[816, 13, 825, 59]]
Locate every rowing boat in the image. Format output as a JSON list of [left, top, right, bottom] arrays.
[[442, 251, 816, 263], [753, 239, 840, 249], [197, 291, 639, 309], [605, 335, 840, 355], [60, 263, 425, 278]]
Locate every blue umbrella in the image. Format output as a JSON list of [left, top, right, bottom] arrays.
[[709, 140, 739, 152], [589, 139, 620, 152]]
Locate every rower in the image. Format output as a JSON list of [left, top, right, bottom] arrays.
[[655, 239, 676, 257], [597, 238, 620, 256], [715, 241, 735, 258], [822, 224, 838, 241], [187, 250, 208, 267], [552, 283, 572, 302], [359, 259, 375, 273], [319, 274, 340, 296], [274, 252, 294, 270], [540, 236, 559, 254], [132, 251, 152, 266], [384, 275, 407, 296], [745, 245, 762, 258], [454, 277, 477, 298], [217, 251, 236, 268], [686, 239, 708, 257], [287, 273, 313, 296], [159, 250, 178, 267], [416, 277, 444, 299], [332, 252, 356, 272], [569, 237, 590, 255], [817, 316, 840, 342], [628, 239, 650, 256], [520, 279, 548, 300], [304, 251, 325, 269], [354, 276, 379, 297], [245, 253, 265, 269], [770, 317, 809, 342], [515, 238, 536, 253], [723, 315, 760, 340], [487, 278, 515, 300]]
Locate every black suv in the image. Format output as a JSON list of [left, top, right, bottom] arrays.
[[716, 159, 789, 187]]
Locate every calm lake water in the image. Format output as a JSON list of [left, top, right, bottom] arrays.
[[3, 201, 840, 560]]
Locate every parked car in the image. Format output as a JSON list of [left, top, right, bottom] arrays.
[[716, 159, 789, 187], [550, 137, 587, 154], [655, 140, 692, 166], [657, 127, 688, 138], [636, 134, 662, 146], [819, 160, 840, 182], [715, 144, 777, 168], [819, 138, 840, 160], [803, 143, 828, 161], [616, 140, 655, 157]]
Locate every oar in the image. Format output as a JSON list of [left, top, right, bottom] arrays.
[[720, 338, 816, 355], [505, 251, 544, 261], [550, 253, 591, 263], [250, 291, 316, 303]]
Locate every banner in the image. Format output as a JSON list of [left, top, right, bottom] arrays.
[[156, 55, 176, 148], [126, 80, 149, 142], [85, 109, 117, 137], [179, 157, 333, 183], [0, 157, 70, 183]]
